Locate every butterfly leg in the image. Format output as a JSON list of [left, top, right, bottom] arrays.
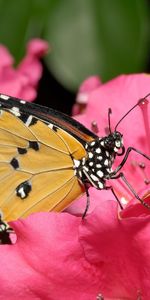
[[105, 185, 123, 209], [111, 147, 150, 176], [111, 172, 150, 209], [82, 184, 90, 219]]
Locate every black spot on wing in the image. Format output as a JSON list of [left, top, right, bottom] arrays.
[[19, 114, 37, 127], [10, 158, 19, 169], [53, 125, 58, 132], [29, 141, 39, 151], [16, 181, 32, 199], [28, 117, 37, 127], [19, 113, 29, 124], [17, 147, 27, 155], [48, 123, 58, 132]]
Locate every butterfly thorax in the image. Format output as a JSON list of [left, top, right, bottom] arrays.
[[73, 131, 124, 189]]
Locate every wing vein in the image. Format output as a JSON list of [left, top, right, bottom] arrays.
[[19, 176, 76, 217]]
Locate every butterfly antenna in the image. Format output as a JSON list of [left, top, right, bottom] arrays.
[[108, 108, 112, 133], [115, 93, 150, 131]]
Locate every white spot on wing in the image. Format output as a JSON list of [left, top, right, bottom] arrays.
[[48, 123, 54, 129], [0, 94, 9, 100], [73, 159, 80, 168], [18, 187, 26, 199], [82, 157, 86, 165], [20, 100, 26, 104], [25, 115, 33, 126], [10, 107, 21, 117], [0, 224, 6, 232]]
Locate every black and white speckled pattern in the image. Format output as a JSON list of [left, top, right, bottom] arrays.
[[74, 133, 123, 189]]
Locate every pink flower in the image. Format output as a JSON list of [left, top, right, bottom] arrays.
[[1, 199, 150, 299], [72, 75, 102, 115], [71, 73, 150, 213], [1, 74, 150, 299], [0, 39, 48, 101]]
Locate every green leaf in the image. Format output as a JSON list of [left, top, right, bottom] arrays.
[[45, 0, 150, 90], [0, 0, 52, 62]]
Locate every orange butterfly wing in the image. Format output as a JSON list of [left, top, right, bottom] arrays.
[[0, 110, 86, 222]]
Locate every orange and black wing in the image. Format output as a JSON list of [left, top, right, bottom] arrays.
[[0, 94, 97, 143], [0, 94, 96, 222]]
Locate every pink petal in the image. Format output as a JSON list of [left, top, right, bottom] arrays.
[[80, 200, 150, 299], [66, 187, 114, 216], [0, 213, 101, 299], [77, 75, 102, 104], [1, 196, 150, 298], [2, 202, 150, 299], [0, 39, 48, 101], [121, 187, 150, 218], [73, 75, 102, 115], [26, 38, 49, 57], [18, 39, 49, 86]]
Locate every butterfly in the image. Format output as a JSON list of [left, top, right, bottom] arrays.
[[0, 92, 150, 233]]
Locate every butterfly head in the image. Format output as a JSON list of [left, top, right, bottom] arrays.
[[104, 131, 124, 154]]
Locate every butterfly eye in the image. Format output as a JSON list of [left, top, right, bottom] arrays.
[[115, 140, 121, 148]]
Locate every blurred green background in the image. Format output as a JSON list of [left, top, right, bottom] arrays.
[[0, 0, 149, 113]]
